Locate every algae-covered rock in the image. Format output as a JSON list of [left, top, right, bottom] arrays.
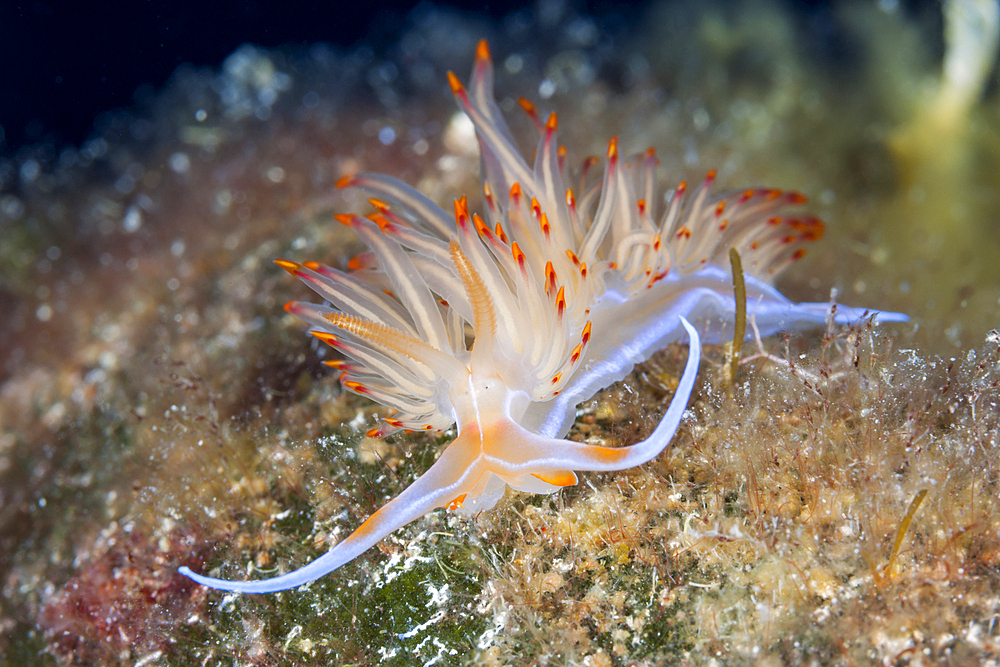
[[2, 2, 999, 665]]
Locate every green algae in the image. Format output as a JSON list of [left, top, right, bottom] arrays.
[[172, 513, 487, 666]]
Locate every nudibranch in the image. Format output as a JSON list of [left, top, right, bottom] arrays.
[[181, 40, 906, 593]]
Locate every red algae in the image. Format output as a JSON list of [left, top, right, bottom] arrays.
[[39, 526, 210, 665]]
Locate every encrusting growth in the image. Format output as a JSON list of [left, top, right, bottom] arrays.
[[180, 40, 906, 593]]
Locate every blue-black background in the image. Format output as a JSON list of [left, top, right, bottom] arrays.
[[0, 1, 533, 154], [0, 0, 934, 156]]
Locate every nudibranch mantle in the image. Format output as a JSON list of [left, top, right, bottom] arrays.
[[180, 40, 907, 593]]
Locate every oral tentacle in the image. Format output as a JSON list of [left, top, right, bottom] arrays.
[[488, 318, 701, 476], [179, 435, 487, 593]]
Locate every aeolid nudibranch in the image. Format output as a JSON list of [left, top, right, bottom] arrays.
[[180, 40, 906, 593]]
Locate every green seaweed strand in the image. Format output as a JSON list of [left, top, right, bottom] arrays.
[[724, 247, 747, 388]]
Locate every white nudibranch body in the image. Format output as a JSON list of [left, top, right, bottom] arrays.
[[180, 40, 907, 593]]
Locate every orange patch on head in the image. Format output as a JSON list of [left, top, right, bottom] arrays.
[[446, 494, 468, 511], [591, 446, 630, 464], [531, 470, 578, 487], [353, 512, 381, 538]]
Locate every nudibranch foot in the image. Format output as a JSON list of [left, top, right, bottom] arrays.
[[180, 319, 701, 593]]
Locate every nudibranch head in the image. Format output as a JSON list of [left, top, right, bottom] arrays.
[[179, 39, 906, 594]]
